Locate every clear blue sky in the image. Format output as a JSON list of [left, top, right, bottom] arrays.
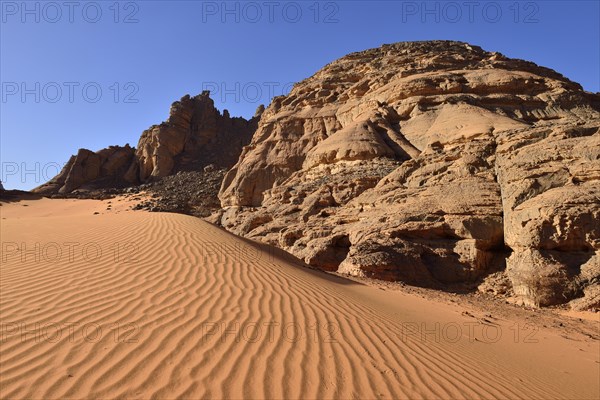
[[1, 0, 599, 190]]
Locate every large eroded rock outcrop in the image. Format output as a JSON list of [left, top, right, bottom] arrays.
[[218, 41, 600, 308], [35, 92, 259, 194]]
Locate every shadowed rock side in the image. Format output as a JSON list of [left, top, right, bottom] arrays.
[[34, 92, 259, 194], [218, 41, 600, 308]]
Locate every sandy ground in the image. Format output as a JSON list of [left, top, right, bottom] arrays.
[[1, 196, 598, 399]]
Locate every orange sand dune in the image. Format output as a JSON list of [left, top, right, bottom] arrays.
[[1, 198, 598, 399]]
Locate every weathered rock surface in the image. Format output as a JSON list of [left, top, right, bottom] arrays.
[[496, 124, 600, 306], [34, 92, 258, 194], [219, 41, 600, 308]]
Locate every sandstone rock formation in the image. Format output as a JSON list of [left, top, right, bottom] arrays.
[[218, 41, 600, 308], [34, 145, 138, 194], [35, 92, 259, 194], [136, 91, 258, 180]]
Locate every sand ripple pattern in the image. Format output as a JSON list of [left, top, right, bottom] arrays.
[[1, 211, 598, 399]]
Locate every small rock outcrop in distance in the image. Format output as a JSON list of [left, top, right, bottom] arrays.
[[34, 92, 258, 194], [34, 145, 138, 194], [218, 40, 600, 309]]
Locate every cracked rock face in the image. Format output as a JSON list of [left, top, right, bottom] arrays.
[[496, 125, 600, 307], [219, 41, 600, 308]]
